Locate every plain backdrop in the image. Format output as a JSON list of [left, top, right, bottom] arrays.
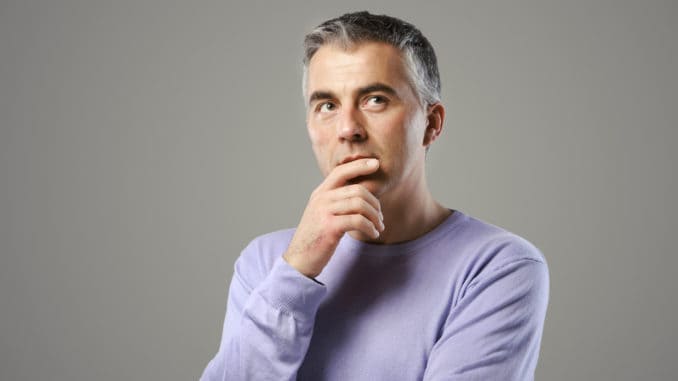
[[1, 0, 676, 380]]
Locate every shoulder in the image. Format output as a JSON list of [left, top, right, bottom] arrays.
[[233, 228, 297, 288], [450, 212, 548, 288], [441, 212, 550, 316], [243, 228, 297, 259], [457, 213, 546, 265]]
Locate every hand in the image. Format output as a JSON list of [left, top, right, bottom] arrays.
[[283, 158, 385, 278]]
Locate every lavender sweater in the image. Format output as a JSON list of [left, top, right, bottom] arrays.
[[201, 210, 549, 380]]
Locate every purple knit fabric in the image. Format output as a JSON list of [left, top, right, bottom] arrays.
[[201, 210, 549, 380]]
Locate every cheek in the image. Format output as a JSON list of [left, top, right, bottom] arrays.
[[386, 113, 417, 147], [307, 125, 324, 145], [307, 127, 333, 174], [401, 109, 427, 148], [382, 111, 425, 169]]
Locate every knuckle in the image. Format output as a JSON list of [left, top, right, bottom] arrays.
[[358, 198, 370, 211], [322, 215, 336, 232], [310, 189, 328, 204], [323, 214, 337, 229], [345, 184, 360, 197]]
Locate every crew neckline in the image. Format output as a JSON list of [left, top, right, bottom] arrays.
[[337, 209, 467, 256]]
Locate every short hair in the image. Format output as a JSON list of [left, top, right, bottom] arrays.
[[302, 11, 441, 107]]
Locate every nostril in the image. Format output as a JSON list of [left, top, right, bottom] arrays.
[[338, 124, 366, 141]]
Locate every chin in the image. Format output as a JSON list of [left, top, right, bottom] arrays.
[[348, 175, 386, 196]]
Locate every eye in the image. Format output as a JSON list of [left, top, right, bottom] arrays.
[[317, 102, 336, 113], [363, 95, 388, 109], [367, 95, 386, 104]]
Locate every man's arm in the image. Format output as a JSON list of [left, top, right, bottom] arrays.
[[201, 158, 384, 380], [423, 256, 549, 381], [200, 245, 326, 381]]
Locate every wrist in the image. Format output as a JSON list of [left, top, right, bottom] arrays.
[[282, 251, 321, 278]]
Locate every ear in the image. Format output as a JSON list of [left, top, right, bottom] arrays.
[[422, 103, 445, 147]]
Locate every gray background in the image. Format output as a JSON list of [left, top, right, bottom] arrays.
[[1, 0, 676, 380]]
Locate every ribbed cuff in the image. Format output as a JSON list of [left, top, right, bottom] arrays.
[[255, 256, 327, 321]]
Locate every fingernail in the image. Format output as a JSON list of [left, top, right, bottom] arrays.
[[367, 158, 378, 167]]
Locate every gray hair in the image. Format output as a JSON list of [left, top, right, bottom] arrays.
[[302, 11, 441, 107]]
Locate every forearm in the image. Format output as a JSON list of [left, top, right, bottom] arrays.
[[201, 256, 326, 381]]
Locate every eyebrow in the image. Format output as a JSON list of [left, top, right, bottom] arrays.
[[307, 82, 398, 106], [358, 83, 398, 98]]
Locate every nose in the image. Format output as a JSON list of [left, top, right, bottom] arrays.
[[337, 107, 366, 142]]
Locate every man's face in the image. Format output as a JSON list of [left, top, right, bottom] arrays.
[[305, 42, 431, 198]]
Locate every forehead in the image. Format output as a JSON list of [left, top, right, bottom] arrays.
[[306, 42, 412, 97]]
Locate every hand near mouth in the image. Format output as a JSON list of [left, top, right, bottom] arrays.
[[283, 158, 385, 278]]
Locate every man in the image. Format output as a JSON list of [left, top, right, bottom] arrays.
[[201, 11, 549, 381]]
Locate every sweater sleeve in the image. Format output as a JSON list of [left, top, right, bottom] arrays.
[[423, 257, 549, 381], [200, 243, 327, 381]]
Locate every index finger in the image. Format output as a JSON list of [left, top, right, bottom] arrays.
[[320, 158, 380, 190]]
